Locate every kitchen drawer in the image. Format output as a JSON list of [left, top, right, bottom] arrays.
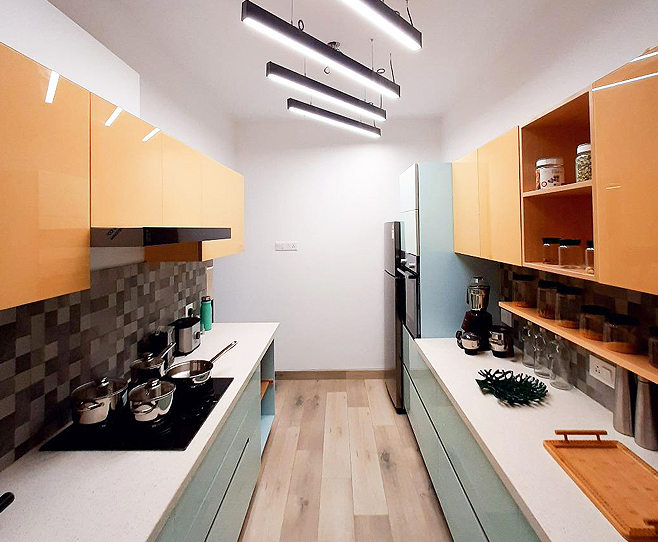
[[404, 365, 488, 542], [206, 424, 261, 542], [157, 368, 260, 542]]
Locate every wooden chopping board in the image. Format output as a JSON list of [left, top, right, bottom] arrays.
[[545, 430, 658, 541]]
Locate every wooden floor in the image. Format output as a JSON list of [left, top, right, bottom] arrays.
[[239, 379, 453, 542]]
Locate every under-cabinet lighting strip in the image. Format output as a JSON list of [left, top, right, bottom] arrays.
[[592, 70, 658, 91], [45, 71, 59, 104], [287, 98, 381, 139], [241, 0, 400, 99], [335, 0, 422, 51], [266, 62, 386, 122]]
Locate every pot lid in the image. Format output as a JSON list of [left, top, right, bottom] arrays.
[[71, 377, 128, 402], [129, 378, 175, 402], [130, 352, 165, 371]]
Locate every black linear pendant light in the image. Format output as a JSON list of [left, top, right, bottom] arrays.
[[267, 62, 386, 122], [336, 0, 422, 51], [241, 0, 400, 99], [287, 98, 382, 139]]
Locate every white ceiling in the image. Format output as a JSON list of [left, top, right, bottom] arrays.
[[48, 0, 652, 123]]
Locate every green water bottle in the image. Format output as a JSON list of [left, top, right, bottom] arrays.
[[201, 296, 213, 331]]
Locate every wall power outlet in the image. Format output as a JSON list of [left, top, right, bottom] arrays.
[[589, 355, 616, 388]]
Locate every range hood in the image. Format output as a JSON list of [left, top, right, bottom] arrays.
[[91, 227, 231, 247]]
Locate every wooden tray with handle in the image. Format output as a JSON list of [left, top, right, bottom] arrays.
[[544, 430, 658, 541]]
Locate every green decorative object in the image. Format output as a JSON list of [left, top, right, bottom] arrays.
[[476, 369, 548, 406]]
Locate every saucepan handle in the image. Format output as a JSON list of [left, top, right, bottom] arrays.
[[210, 341, 238, 363], [0, 492, 14, 515]]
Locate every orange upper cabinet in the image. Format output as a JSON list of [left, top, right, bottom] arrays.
[[91, 94, 163, 227], [162, 135, 203, 227], [452, 151, 480, 257], [200, 155, 245, 258], [477, 127, 522, 265], [0, 43, 90, 310], [592, 48, 658, 295]]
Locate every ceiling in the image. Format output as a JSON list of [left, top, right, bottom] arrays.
[[47, 0, 645, 123]]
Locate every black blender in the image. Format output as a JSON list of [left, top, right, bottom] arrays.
[[456, 276, 493, 352]]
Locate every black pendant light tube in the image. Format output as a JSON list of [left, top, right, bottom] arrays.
[[267, 62, 386, 122], [287, 98, 381, 139], [241, 1, 400, 99]]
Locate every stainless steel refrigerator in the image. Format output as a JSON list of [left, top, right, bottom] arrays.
[[384, 221, 405, 412]]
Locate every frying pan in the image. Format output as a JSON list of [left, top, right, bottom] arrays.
[[165, 341, 237, 389]]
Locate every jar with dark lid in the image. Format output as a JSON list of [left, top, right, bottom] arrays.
[[537, 280, 559, 319], [556, 285, 583, 329], [559, 239, 583, 269], [649, 327, 658, 368], [579, 305, 609, 341], [513, 273, 536, 308], [542, 237, 560, 265], [585, 240, 595, 274], [604, 314, 640, 354]]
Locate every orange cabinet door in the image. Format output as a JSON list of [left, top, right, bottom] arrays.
[[477, 127, 522, 265], [91, 94, 163, 227], [452, 151, 480, 257], [592, 50, 658, 295], [201, 156, 245, 258], [162, 135, 203, 227], [0, 43, 90, 310]]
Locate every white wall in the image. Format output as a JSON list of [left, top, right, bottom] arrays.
[[0, 0, 140, 115], [214, 118, 441, 371]]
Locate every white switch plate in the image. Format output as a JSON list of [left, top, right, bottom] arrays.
[[275, 242, 298, 251], [501, 309, 513, 327], [589, 355, 616, 388], [185, 302, 194, 316]]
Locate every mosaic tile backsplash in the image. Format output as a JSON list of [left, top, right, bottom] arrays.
[[500, 264, 658, 411], [0, 262, 207, 471]]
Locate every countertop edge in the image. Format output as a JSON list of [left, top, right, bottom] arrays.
[[415, 339, 550, 541], [146, 323, 278, 542]]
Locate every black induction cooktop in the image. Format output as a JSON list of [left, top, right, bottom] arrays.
[[41, 378, 233, 452]]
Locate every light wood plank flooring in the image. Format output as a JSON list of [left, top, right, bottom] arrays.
[[239, 379, 453, 542]]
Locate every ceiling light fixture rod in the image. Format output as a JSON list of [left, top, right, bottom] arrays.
[[267, 62, 386, 121], [335, 0, 422, 51], [287, 98, 381, 138], [241, 0, 400, 99]]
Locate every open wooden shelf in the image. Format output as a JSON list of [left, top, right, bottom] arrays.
[[499, 302, 658, 385], [260, 379, 273, 400], [523, 181, 592, 199], [523, 262, 597, 282]]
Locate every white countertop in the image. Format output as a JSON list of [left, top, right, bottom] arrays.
[[415, 338, 658, 542], [0, 322, 278, 542]]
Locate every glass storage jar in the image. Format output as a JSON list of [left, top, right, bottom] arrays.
[[535, 157, 565, 190], [604, 314, 640, 354], [585, 240, 595, 274], [522, 322, 537, 368], [542, 237, 560, 265], [513, 273, 536, 308], [579, 305, 609, 341], [559, 239, 583, 269], [556, 285, 583, 329], [534, 329, 553, 379], [649, 327, 658, 368], [537, 280, 559, 319], [575, 143, 592, 183]]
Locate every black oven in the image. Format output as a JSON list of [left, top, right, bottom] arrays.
[[400, 253, 419, 338]]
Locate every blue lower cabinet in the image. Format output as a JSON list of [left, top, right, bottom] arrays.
[[405, 343, 540, 542], [157, 369, 261, 542], [405, 366, 488, 542]]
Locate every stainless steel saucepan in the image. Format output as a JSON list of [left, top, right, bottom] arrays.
[[128, 378, 176, 424], [165, 341, 237, 389], [70, 377, 129, 425]]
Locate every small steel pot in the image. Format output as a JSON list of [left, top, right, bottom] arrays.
[[130, 343, 175, 384], [128, 378, 176, 423], [166, 360, 213, 388], [71, 377, 128, 425]]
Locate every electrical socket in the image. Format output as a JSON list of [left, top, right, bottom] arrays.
[[589, 355, 616, 388], [275, 242, 298, 251], [185, 302, 194, 317]]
